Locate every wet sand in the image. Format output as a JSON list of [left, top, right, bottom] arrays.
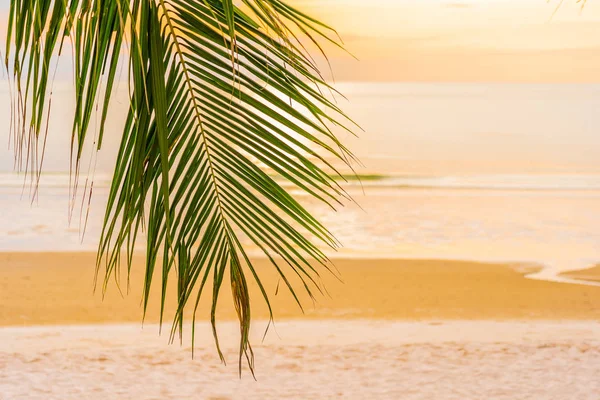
[[3, 253, 600, 399], [2, 252, 600, 326], [562, 265, 600, 283]]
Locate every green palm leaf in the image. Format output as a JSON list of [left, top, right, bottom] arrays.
[[5, 0, 357, 373]]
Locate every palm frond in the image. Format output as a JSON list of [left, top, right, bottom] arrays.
[[5, 0, 357, 373]]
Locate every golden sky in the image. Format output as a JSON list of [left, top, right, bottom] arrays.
[[1, 0, 599, 82], [292, 0, 600, 82]]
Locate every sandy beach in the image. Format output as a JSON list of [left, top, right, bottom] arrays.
[[2, 252, 600, 326], [3, 253, 600, 399], [3, 320, 600, 400]]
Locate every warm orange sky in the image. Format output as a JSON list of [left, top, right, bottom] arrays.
[[1, 1, 599, 82], [293, 0, 600, 82]]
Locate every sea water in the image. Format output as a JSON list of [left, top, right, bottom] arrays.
[[0, 82, 599, 277]]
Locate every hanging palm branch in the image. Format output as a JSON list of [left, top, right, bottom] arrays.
[[4, 0, 356, 372]]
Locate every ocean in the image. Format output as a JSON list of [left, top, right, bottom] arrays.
[[1, 82, 599, 278]]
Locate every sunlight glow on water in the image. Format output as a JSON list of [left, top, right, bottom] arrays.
[[1, 83, 598, 279]]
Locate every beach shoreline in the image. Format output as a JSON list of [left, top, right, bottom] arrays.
[[561, 265, 600, 283], [2, 252, 600, 327]]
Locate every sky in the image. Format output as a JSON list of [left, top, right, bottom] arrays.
[[292, 0, 600, 82], [1, 0, 599, 82]]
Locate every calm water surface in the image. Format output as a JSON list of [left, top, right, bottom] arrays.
[[0, 82, 599, 276]]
